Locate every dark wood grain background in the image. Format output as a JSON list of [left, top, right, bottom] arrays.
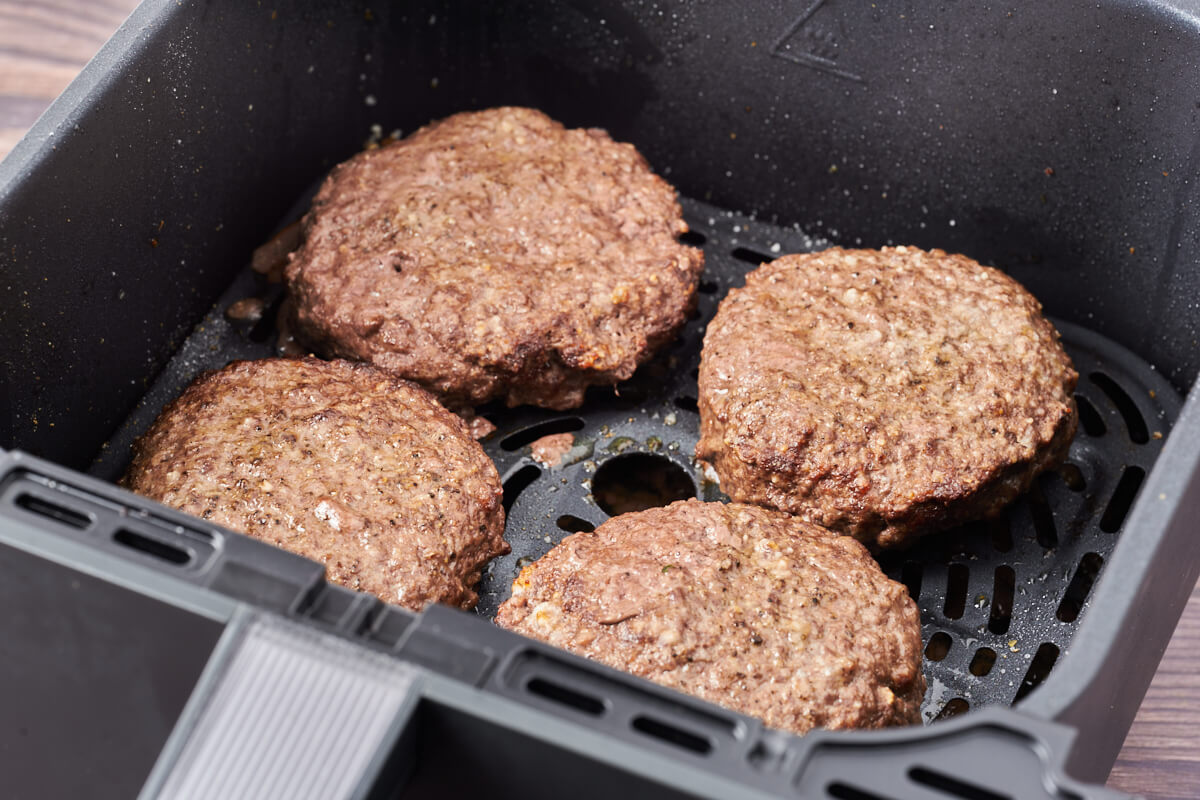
[[2, 1, 1196, 796]]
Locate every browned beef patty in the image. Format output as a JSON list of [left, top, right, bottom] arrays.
[[495, 499, 925, 734], [697, 246, 1078, 549], [123, 358, 507, 610], [284, 106, 704, 410]]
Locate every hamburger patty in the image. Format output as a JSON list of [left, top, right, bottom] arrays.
[[697, 246, 1078, 549], [496, 499, 925, 734], [123, 358, 507, 610], [284, 106, 704, 410]]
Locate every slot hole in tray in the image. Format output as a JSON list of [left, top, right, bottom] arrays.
[[989, 515, 1013, 553], [900, 561, 922, 601], [943, 564, 969, 620], [826, 783, 891, 800], [988, 566, 1016, 635], [1099, 466, 1145, 533], [556, 514, 595, 534], [1057, 552, 1104, 623], [14, 492, 91, 530], [1014, 642, 1061, 703], [731, 247, 772, 265], [631, 715, 712, 755], [247, 294, 284, 343], [1028, 484, 1057, 549], [933, 698, 970, 721], [1056, 462, 1087, 492], [525, 677, 606, 716], [673, 395, 699, 413], [1090, 372, 1149, 444], [909, 766, 1010, 800], [502, 465, 541, 514], [1074, 394, 1107, 437], [113, 528, 192, 565], [969, 647, 997, 677], [925, 632, 952, 662]]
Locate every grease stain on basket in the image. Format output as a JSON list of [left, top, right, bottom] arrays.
[[224, 297, 265, 322], [530, 433, 575, 468]]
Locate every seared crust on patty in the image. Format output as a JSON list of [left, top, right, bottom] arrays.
[[496, 499, 925, 734], [697, 246, 1078, 549], [123, 358, 507, 610], [284, 106, 704, 410]]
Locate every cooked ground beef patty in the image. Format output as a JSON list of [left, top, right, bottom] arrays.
[[496, 499, 925, 734], [284, 106, 704, 410], [697, 246, 1078, 549], [123, 358, 507, 610]]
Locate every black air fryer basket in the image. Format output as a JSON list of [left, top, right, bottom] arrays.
[[2, 2, 1199, 798]]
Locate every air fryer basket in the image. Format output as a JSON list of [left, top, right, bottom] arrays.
[[3, 0, 1200, 797]]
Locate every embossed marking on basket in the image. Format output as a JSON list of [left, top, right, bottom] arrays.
[[769, 0, 865, 83]]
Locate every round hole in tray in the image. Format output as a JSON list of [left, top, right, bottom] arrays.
[[592, 453, 696, 517]]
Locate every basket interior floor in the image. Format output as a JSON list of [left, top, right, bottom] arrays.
[[89, 196, 1183, 724]]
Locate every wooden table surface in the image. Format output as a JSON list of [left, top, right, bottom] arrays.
[[2, 1, 1198, 797]]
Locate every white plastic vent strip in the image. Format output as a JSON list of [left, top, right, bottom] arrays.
[[152, 615, 417, 800]]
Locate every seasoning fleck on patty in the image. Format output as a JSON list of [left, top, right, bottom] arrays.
[[697, 246, 1078, 549], [496, 499, 925, 734], [124, 358, 507, 610], [285, 106, 704, 410]]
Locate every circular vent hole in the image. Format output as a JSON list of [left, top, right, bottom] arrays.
[[592, 454, 696, 516]]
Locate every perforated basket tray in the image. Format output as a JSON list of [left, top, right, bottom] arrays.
[[89, 191, 1184, 726]]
